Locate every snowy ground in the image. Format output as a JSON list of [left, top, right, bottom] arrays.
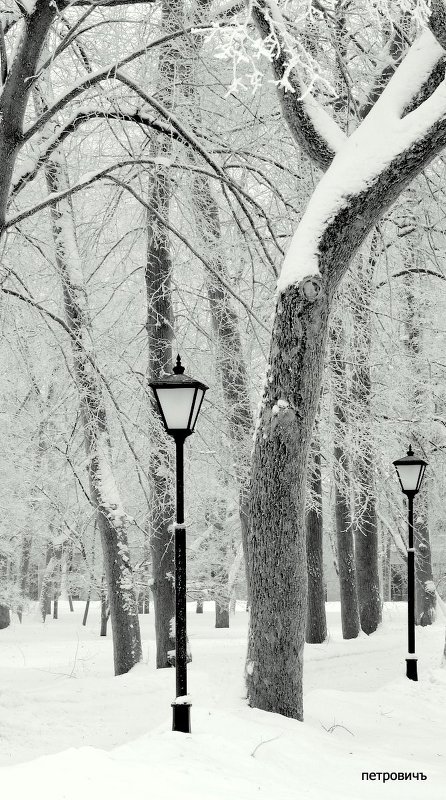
[[0, 601, 445, 799]]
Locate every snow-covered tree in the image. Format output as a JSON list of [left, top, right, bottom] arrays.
[[246, 0, 446, 720]]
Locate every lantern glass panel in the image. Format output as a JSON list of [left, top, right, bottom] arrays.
[[418, 464, 426, 491], [189, 388, 204, 432], [156, 387, 196, 431], [397, 463, 423, 492]]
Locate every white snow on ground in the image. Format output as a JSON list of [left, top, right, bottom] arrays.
[[0, 601, 444, 798]]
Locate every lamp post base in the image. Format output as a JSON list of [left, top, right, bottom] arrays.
[[172, 702, 191, 733], [406, 657, 418, 681]]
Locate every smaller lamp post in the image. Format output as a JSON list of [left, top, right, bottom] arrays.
[[393, 445, 427, 681], [149, 355, 208, 733]]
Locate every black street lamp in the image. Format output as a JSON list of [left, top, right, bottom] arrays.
[[149, 354, 208, 733], [393, 445, 427, 682]]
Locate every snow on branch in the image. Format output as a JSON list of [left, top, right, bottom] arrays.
[[277, 26, 446, 294], [250, 0, 347, 169]]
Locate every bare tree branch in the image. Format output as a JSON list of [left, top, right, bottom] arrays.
[[250, 0, 346, 171], [21, 24, 214, 145], [108, 175, 270, 333]]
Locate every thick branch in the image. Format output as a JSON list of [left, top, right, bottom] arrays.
[[429, 0, 446, 51], [251, 0, 346, 171], [0, 0, 56, 136]]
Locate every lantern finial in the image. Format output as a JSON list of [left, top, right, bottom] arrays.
[[173, 354, 185, 375], [407, 444, 414, 457]]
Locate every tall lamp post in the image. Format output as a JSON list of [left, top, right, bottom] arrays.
[[393, 445, 427, 681], [149, 355, 208, 733]]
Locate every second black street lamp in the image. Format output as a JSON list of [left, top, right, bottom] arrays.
[[393, 444, 427, 682], [149, 355, 208, 733]]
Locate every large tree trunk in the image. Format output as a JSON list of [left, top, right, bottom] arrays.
[[331, 324, 360, 640], [246, 284, 330, 719], [305, 447, 327, 643], [351, 248, 382, 634]]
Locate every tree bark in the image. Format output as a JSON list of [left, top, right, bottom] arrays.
[[82, 595, 90, 627], [18, 387, 52, 621], [144, 0, 179, 668], [0, 553, 9, 630], [305, 447, 327, 643], [414, 505, 436, 625], [246, 284, 330, 719], [402, 257, 435, 626], [179, 0, 254, 600], [331, 324, 361, 640], [215, 601, 230, 628], [40, 547, 60, 622], [192, 173, 253, 600], [100, 578, 109, 637], [0, 605, 10, 630], [41, 133, 142, 673], [351, 248, 382, 635]]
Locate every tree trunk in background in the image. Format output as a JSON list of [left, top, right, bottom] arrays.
[[414, 507, 436, 625], [0, 554, 9, 629], [331, 326, 360, 640], [100, 579, 109, 637], [247, 284, 330, 719], [183, 1, 254, 599], [192, 173, 253, 601], [18, 390, 53, 622], [144, 13, 179, 670], [402, 265, 435, 626], [382, 527, 392, 602], [306, 447, 327, 644], [66, 545, 75, 611], [40, 548, 58, 622], [196, 599, 203, 613], [40, 111, 141, 672], [215, 601, 230, 628], [207, 490, 231, 630], [0, 605, 10, 630], [352, 248, 382, 634]]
